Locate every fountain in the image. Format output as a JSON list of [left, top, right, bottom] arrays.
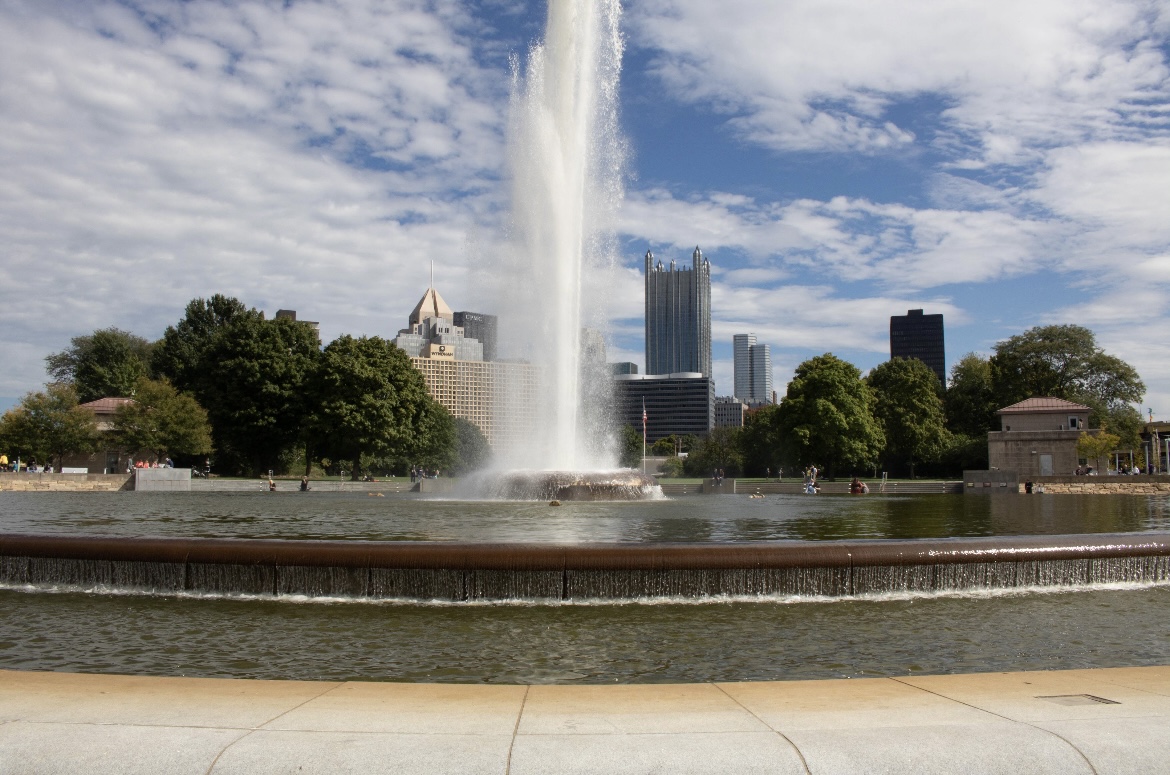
[[463, 0, 655, 501], [465, 469, 662, 501]]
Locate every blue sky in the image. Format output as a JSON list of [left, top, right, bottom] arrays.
[[1, 0, 1169, 417]]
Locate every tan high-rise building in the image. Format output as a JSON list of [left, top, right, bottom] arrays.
[[409, 356, 539, 451], [399, 285, 538, 451]]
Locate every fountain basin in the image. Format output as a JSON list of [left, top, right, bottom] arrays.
[[2, 532, 1167, 601]]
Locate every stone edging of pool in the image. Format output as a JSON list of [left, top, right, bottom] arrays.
[[1, 666, 1167, 773], [2, 532, 1169, 601]]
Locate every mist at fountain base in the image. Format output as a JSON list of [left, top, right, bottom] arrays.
[[461, 469, 663, 501]]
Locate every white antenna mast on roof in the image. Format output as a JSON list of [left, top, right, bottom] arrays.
[[430, 260, 434, 290]]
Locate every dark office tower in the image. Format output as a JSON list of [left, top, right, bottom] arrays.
[[453, 311, 498, 362], [645, 247, 712, 377], [890, 309, 946, 383]]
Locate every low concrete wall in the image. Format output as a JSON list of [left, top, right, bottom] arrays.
[[661, 480, 963, 495], [658, 482, 703, 495], [133, 468, 191, 492], [1020, 475, 1170, 494], [190, 478, 414, 493], [964, 469, 1020, 494], [417, 478, 457, 494], [0, 473, 133, 492]]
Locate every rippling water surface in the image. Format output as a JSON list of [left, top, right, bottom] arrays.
[[1, 584, 1167, 683], [3, 490, 1170, 541]]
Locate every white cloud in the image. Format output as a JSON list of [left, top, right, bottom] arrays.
[[619, 189, 1054, 289], [0, 0, 509, 394], [3, 0, 1169, 418], [710, 283, 963, 354], [1031, 141, 1170, 249], [629, 0, 1170, 162]]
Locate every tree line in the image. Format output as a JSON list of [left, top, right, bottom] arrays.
[[0, 295, 490, 478], [3, 310, 1143, 480], [621, 324, 1144, 480]]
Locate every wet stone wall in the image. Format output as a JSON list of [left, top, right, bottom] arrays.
[[1, 548, 1167, 601]]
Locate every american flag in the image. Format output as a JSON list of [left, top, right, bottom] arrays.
[[642, 399, 647, 429]]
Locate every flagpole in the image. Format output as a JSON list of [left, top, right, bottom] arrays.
[[642, 398, 647, 474]]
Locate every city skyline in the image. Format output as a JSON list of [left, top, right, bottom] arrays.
[[0, 1, 1168, 415]]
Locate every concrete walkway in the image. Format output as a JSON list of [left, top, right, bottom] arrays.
[[1, 667, 1168, 774]]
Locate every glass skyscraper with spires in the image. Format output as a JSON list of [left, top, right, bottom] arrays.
[[644, 246, 712, 377]]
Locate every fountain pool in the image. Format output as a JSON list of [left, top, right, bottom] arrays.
[[2, 490, 1169, 542], [3, 0, 1169, 690], [1, 491, 1169, 683]]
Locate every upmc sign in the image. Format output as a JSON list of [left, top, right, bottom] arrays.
[[425, 343, 456, 360]]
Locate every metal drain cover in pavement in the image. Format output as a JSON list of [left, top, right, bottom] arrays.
[[1036, 694, 1120, 706]]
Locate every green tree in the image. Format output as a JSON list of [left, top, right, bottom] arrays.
[[410, 403, 457, 475], [451, 417, 492, 476], [989, 325, 1144, 427], [650, 436, 677, 456], [1104, 405, 1144, 450], [946, 353, 998, 437], [309, 335, 451, 480], [618, 424, 643, 468], [1077, 427, 1121, 473], [739, 404, 783, 476], [684, 427, 744, 478], [45, 328, 153, 403], [0, 384, 99, 468], [928, 433, 988, 477], [112, 377, 212, 463], [152, 295, 262, 393], [198, 315, 321, 475], [658, 456, 685, 477], [774, 353, 885, 477], [867, 358, 949, 478]]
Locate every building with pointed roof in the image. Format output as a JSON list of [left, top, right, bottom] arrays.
[[396, 286, 482, 362], [996, 397, 1090, 432], [409, 287, 454, 326], [394, 284, 537, 453]]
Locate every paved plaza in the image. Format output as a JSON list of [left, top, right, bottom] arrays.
[[1, 666, 1168, 773]]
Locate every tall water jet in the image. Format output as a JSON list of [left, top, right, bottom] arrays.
[[495, 0, 625, 471]]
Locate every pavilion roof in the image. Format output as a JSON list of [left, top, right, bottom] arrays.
[[996, 396, 1090, 415]]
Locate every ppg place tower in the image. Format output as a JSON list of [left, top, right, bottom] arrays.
[[644, 247, 712, 378]]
